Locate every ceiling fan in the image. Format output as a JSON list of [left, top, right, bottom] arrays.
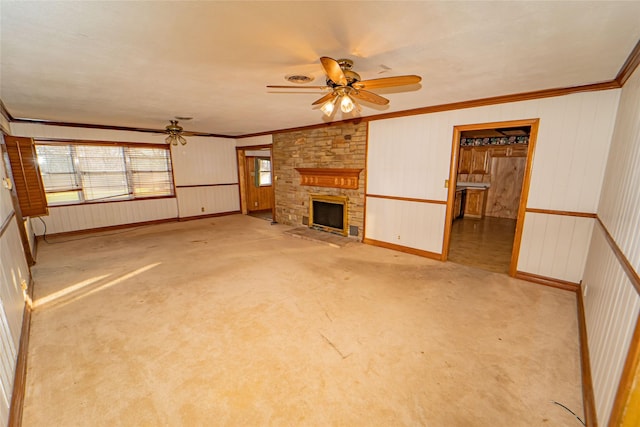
[[164, 118, 192, 145], [267, 56, 421, 116]]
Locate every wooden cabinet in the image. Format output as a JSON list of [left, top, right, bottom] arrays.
[[458, 147, 472, 174], [459, 145, 528, 174], [509, 145, 528, 157], [459, 147, 490, 175], [453, 189, 465, 220], [464, 188, 487, 218], [470, 147, 490, 174]]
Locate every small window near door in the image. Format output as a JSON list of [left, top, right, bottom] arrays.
[[254, 157, 272, 186]]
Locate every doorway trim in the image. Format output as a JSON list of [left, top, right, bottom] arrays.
[[236, 143, 275, 221], [441, 118, 540, 277]]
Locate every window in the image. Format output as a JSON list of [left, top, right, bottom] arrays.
[[35, 142, 174, 206], [254, 157, 272, 187]]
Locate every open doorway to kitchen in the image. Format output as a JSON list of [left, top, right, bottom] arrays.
[[442, 119, 538, 275], [236, 145, 275, 222]]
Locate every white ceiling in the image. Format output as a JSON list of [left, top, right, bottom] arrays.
[[1, 1, 640, 137]]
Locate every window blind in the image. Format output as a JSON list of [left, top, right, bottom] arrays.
[[35, 141, 174, 206]]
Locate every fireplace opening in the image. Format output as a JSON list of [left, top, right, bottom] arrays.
[[309, 194, 348, 236]]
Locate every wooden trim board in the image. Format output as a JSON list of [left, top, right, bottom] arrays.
[[177, 211, 241, 222], [8, 278, 34, 427], [577, 288, 598, 427], [595, 218, 640, 295], [616, 39, 640, 87], [175, 183, 238, 189], [514, 271, 580, 292], [0, 212, 16, 239], [526, 208, 597, 218], [440, 118, 539, 276], [363, 237, 441, 260], [37, 217, 178, 240], [366, 194, 446, 205]]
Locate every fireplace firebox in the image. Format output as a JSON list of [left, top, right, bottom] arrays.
[[309, 194, 348, 236]]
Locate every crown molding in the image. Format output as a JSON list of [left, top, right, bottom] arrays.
[[238, 80, 620, 138], [616, 39, 640, 86]]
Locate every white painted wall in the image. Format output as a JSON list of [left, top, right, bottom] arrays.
[[176, 185, 239, 218], [583, 66, 640, 426], [172, 137, 238, 186], [517, 213, 594, 283], [9, 124, 241, 233], [0, 147, 29, 426], [367, 89, 620, 282], [365, 198, 446, 254], [236, 134, 272, 147]]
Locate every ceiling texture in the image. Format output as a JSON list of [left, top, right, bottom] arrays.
[[1, 1, 640, 137]]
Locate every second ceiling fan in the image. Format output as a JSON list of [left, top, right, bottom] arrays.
[[268, 56, 421, 116]]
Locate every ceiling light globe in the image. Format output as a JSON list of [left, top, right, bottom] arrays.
[[340, 95, 355, 113], [321, 99, 335, 116]]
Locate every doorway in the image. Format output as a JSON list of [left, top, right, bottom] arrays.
[[442, 119, 538, 275], [236, 145, 275, 222]]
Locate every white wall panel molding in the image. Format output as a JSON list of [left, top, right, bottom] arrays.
[[517, 212, 594, 284], [176, 185, 240, 218], [30, 198, 178, 236], [172, 137, 238, 186], [583, 225, 640, 426], [597, 67, 640, 273], [365, 196, 446, 254]]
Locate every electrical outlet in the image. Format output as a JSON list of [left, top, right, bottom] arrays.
[[444, 179, 449, 188], [254, 202, 258, 207], [201, 207, 205, 212], [397, 235, 401, 240]]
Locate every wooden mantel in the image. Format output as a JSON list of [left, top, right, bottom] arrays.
[[295, 168, 363, 190]]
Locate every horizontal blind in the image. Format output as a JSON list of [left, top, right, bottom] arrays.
[[126, 147, 173, 197], [35, 141, 174, 205]]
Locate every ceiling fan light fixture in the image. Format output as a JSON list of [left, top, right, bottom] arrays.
[[321, 97, 337, 116], [340, 94, 355, 113], [164, 119, 187, 146]]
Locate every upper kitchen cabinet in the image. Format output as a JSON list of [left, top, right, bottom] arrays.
[[459, 147, 490, 175], [458, 147, 472, 174], [470, 147, 490, 174]]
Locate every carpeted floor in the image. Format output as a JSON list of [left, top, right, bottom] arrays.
[[24, 214, 583, 426]]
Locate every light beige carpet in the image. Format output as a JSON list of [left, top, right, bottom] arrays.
[[24, 214, 583, 426]]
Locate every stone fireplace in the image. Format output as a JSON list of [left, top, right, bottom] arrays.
[[272, 122, 366, 239]]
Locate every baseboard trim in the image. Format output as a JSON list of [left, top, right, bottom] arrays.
[[178, 210, 241, 221], [37, 217, 178, 240], [577, 288, 598, 427], [362, 238, 441, 260], [514, 271, 580, 292], [8, 279, 34, 427]]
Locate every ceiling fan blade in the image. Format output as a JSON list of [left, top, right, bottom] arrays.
[[320, 57, 347, 86], [311, 92, 337, 106], [351, 90, 389, 105], [267, 85, 326, 89], [354, 75, 422, 90]]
